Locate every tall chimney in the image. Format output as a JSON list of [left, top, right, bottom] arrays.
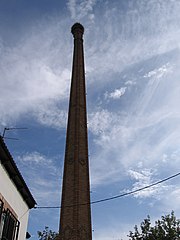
[[56, 23, 92, 240]]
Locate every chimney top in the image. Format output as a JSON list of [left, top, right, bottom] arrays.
[[71, 23, 84, 37]]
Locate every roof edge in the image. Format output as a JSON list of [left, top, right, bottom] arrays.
[[0, 136, 36, 209]]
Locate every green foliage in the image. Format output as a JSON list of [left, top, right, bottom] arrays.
[[37, 226, 58, 240], [128, 211, 180, 240]]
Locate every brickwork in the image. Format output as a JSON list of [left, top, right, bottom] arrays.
[[56, 23, 92, 240]]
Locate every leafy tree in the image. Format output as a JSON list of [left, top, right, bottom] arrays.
[[37, 226, 58, 240], [128, 211, 180, 240]]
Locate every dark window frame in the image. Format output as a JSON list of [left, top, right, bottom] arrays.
[[0, 207, 20, 240], [0, 200, 4, 239], [0, 200, 3, 222]]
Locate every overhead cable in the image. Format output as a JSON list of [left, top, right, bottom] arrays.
[[35, 172, 180, 209]]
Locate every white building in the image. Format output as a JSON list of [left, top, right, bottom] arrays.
[[0, 136, 36, 239]]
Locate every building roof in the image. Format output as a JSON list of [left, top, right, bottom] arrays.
[[0, 136, 36, 209]]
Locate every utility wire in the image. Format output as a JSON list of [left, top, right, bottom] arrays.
[[35, 172, 180, 209]]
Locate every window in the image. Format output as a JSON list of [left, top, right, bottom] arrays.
[[0, 206, 20, 240], [0, 200, 4, 239], [0, 201, 3, 217]]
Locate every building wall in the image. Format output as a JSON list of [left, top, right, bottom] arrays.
[[0, 163, 29, 239]]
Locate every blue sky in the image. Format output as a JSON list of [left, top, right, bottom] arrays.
[[0, 0, 180, 239]]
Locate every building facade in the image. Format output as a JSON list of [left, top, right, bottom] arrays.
[[0, 136, 36, 239]]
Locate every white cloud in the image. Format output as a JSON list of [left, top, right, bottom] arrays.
[[125, 80, 136, 86], [1, 0, 180, 129], [67, 0, 76, 19], [1, 1, 180, 238], [84, 0, 180, 84], [17, 151, 59, 176], [33, 103, 67, 129], [144, 63, 173, 79], [104, 87, 127, 100], [18, 151, 47, 165], [162, 188, 180, 212], [125, 169, 164, 199], [89, 78, 180, 185], [88, 109, 115, 135], [0, 19, 71, 128], [67, 0, 97, 21], [0, 0, 180, 218], [16, 152, 62, 206]]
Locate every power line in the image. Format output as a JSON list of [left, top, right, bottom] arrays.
[[35, 172, 180, 209]]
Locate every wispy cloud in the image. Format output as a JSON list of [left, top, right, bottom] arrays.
[[16, 152, 62, 206], [104, 87, 127, 100], [125, 169, 166, 199], [162, 188, 180, 212], [88, 109, 115, 135], [89, 59, 180, 190], [0, 0, 180, 222], [125, 80, 136, 86], [85, 0, 180, 85], [0, 19, 71, 129], [144, 63, 173, 79], [67, 0, 97, 21], [33, 103, 67, 129], [1, 0, 180, 130]]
